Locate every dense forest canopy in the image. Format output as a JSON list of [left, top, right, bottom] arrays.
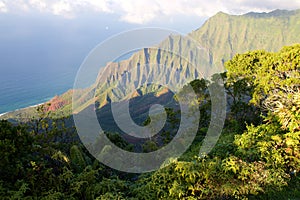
[[0, 44, 299, 199]]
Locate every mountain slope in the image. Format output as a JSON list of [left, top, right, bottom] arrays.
[[2, 9, 300, 120], [190, 9, 300, 66], [74, 9, 300, 114]]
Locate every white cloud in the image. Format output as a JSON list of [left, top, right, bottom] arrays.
[[81, 0, 113, 13], [0, 0, 113, 17], [109, 0, 227, 24], [1, 0, 300, 23], [118, 0, 161, 24], [115, 0, 300, 24], [29, 0, 47, 11], [52, 1, 73, 18], [0, 1, 8, 13]]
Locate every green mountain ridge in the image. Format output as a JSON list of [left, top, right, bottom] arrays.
[[2, 9, 300, 120], [190, 9, 300, 65], [70, 8, 300, 116]]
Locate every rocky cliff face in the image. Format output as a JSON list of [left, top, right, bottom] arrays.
[[71, 9, 300, 114], [190, 9, 300, 65], [2, 9, 300, 120]]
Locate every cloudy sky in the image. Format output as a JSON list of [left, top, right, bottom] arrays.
[[1, 0, 300, 24]]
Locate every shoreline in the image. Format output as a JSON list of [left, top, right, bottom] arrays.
[[0, 112, 8, 117], [0, 89, 72, 118], [0, 100, 50, 117]]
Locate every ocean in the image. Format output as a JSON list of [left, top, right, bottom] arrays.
[[0, 13, 138, 115], [0, 64, 77, 114]]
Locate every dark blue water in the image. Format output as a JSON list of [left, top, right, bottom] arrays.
[[0, 66, 76, 114], [0, 13, 138, 114]]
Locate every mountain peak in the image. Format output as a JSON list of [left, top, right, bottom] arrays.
[[210, 11, 231, 19], [215, 11, 229, 16], [244, 9, 299, 18]]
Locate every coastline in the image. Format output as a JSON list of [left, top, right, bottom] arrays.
[[0, 112, 8, 117], [0, 100, 49, 117], [0, 89, 72, 118]]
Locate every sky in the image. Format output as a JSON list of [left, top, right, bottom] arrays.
[[1, 0, 300, 24], [0, 0, 300, 113]]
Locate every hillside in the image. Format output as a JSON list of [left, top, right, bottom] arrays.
[[1, 43, 300, 199], [190, 9, 300, 65], [2, 9, 300, 120]]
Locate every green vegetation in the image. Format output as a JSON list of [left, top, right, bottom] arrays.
[[191, 9, 300, 67], [2, 9, 300, 121], [0, 44, 299, 199]]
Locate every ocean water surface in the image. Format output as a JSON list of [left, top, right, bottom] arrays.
[[0, 13, 203, 115], [0, 13, 136, 114], [0, 67, 76, 114]]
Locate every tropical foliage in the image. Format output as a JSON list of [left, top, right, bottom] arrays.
[[0, 44, 299, 199]]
